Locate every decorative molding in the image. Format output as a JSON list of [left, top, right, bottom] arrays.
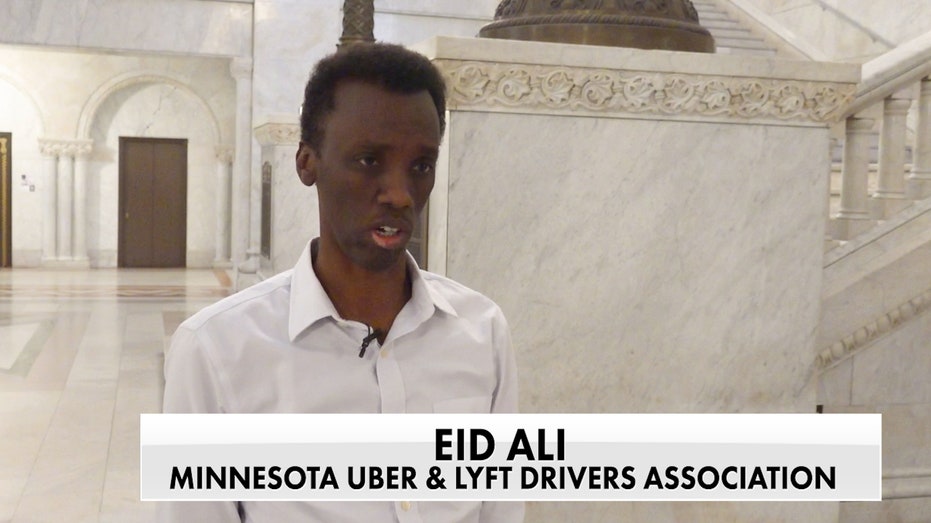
[[816, 288, 931, 369], [254, 123, 300, 147], [436, 60, 856, 124], [38, 138, 93, 158]]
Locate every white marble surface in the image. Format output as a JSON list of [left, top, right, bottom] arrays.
[[0, 269, 227, 521], [271, 146, 317, 274], [426, 125, 451, 274], [849, 307, 931, 406], [0, 322, 40, 370], [375, 0, 498, 19], [253, 118, 317, 275], [747, 0, 931, 61], [818, 332, 931, 500], [767, 2, 886, 61], [841, 497, 931, 523], [252, 0, 342, 122], [443, 110, 829, 414], [0, 0, 252, 57], [819, 200, 931, 349], [1, 74, 45, 266], [768, 0, 931, 48], [375, 13, 487, 47]]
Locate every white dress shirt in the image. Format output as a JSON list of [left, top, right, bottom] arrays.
[[160, 241, 522, 523]]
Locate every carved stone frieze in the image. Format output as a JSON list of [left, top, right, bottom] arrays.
[[38, 138, 93, 158], [437, 61, 856, 124], [254, 123, 300, 146], [817, 288, 931, 370]]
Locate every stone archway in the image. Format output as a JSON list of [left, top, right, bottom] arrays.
[[79, 73, 227, 268]]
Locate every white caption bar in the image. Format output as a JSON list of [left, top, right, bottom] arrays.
[[141, 413, 881, 501]]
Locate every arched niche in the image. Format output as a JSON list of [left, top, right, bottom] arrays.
[[83, 74, 224, 268]]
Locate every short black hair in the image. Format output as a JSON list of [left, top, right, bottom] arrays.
[[300, 43, 447, 150]]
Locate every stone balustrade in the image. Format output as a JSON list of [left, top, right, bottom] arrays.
[[828, 31, 931, 242]]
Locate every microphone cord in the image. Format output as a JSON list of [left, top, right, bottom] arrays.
[[359, 325, 380, 358]]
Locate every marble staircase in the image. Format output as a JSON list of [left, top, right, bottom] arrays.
[[692, 0, 778, 56], [814, 32, 931, 519]]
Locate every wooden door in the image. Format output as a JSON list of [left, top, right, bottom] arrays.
[[0, 132, 10, 268], [119, 138, 187, 267]]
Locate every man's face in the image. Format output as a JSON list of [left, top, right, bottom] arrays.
[[297, 80, 440, 272]]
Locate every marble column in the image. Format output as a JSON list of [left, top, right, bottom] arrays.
[[871, 96, 912, 218], [214, 145, 234, 267], [38, 141, 58, 262], [230, 57, 254, 265], [56, 152, 74, 259], [908, 77, 931, 199], [38, 138, 93, 266], [834, 117, 875, 240], [72, 141, 93, 262]]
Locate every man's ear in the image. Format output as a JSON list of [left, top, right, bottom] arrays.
[[296, 142, 317, 187]]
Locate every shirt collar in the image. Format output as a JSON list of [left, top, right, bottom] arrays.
[[288, 239, 457, 342]]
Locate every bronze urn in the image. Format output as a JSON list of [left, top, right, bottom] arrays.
[[479, 0, 715, 53]]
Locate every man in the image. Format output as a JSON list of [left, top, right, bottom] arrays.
[[160, 43, 522, 522]]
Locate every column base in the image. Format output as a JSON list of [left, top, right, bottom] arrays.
[[234, 251, 261, 291], [830, 216, 875, 241], [906, 174, 931, 200], [869, 194, 910, 219], [823, 237, 841, 252]]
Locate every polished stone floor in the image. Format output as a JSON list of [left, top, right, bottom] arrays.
[[0, 268, 231, 523]]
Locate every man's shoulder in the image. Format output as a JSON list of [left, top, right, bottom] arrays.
[[419, 269, 504, 318], [180, 270, 293, 332]]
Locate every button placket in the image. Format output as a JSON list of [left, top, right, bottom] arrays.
[[375, 340, 406, 413], [394, 500, 422, 522]]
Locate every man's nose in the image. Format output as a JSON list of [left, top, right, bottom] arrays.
[[377, 167, 415, 209]]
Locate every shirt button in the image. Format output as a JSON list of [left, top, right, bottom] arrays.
[[400, 501, 412, 511], [380, 349, 390, 359]]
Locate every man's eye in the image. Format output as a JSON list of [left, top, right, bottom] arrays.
[[413, 161, 435, 175], [357, 155, 378, 167]]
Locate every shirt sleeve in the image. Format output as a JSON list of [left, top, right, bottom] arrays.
[[159, 325, 241, 522], [162, 325, 229, 413], [482, 307, 525, 522], [489, 306, 519, 414]]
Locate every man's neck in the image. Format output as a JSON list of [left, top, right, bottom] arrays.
[[311, 239, 411, 342]]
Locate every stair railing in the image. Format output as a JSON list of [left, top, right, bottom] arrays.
[[828, 31, 931, 242]]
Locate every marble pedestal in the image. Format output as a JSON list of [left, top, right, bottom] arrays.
[[416, 36, 859, 522]]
